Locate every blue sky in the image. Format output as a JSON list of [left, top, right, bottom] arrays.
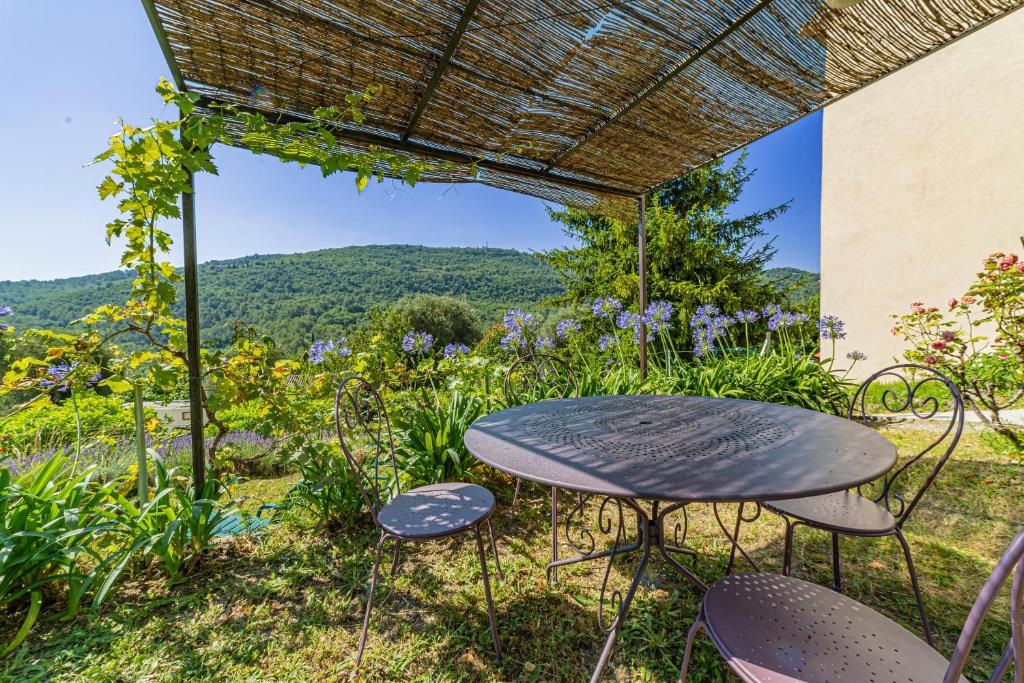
[[0, 1, 822, 282]]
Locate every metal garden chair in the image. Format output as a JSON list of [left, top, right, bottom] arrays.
[[503, 353, 578, 584], [731, 363, 964, 646], [335, 376, 503, 667], [679, 526, 1024, 682]]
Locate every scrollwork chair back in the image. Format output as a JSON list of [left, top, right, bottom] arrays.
[[849, 363, 964, 527], [503, 353, 579, 406], [334, 375, 401, 528]]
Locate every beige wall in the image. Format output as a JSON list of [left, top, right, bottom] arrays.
[[821, 10, 1024, 378]]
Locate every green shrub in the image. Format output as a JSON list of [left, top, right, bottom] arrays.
[[0, 394, 140, 454], [0, 453, 127, 655], [393, 390, 487, 486], [282, 441, 365, 530], [374, 294, 483, 353]]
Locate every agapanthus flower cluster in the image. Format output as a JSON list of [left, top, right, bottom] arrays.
[[0, 305, 11, 331], [615, 310, 643, 343], [846, 350, 867, 361], [592, 297, 622, 319], [500, 307, 539, 351], [443, 342, 470, 359], [643, 300, 673, 339], [40, 362, 73, 391], [690, 305, 733, 357], [401, 331, 434, 354], [766, 309, 805, 332], [535, 336, 555, 350], [556, 318, 581, 339], [598, 335, 617, 351], [503, 308, 538, 332], [734, 309, 760, 324], [309, 338, 351, 364], [817, 315, 847, 341]]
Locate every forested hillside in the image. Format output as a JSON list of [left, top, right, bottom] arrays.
[[0, 246, 819, 354], [0, 245, 563, 353]]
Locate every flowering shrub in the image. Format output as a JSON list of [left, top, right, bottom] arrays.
[[891, 252, 1024, 448]]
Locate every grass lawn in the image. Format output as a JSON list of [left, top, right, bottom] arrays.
[[2, 428, 1020, 682]]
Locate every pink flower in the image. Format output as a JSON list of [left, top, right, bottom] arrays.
[[961, 296, 977, 304], [890, 326, 902, 336], [931, 340, 947, 350], [948, 298, 958, 309], [1017, 263, 1024, 274], [911, 305, 926, 315], [998, 260, 1012, 271], [924, 355, 938, 365], [941, 331, 956, 342]]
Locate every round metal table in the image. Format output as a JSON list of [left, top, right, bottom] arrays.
[[464, 394, 897, 682]]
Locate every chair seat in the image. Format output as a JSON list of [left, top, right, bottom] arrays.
[[766, 491, 897, 534], [702, 573, 962, 683], [378, 482, 495, 539]]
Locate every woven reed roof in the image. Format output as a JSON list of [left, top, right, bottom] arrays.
[[143, 0, 1021, 214]]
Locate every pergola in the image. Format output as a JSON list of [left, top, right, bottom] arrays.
[[139, 0, 1021, 490]]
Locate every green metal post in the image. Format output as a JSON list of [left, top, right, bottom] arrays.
[[182, 153, 206, 496]]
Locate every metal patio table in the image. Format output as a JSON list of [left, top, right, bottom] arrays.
[[463, 394, 897, 682]]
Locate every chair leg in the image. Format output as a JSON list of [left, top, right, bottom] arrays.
[[486, 518, 504, 581], [390, 539, 402, 578], [550, 486, 559, 585], [894, 528, 933, 646], [678, 612, 706, 683], [511, 478, 522, 507], [475, 526, 503, 663], [356, 533, 387, 667], [782, 520, 798, 576], [831, 532, 842, 592], [726, 502, 744, 575]]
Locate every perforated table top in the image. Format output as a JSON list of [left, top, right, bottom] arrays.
[[464, 395, 897, 502]]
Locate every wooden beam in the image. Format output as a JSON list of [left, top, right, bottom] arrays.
[[402, 0, 481, 142], [198, 96, 638, 198], [140, 0, 186, 91]]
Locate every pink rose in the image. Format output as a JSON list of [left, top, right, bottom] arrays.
[[924, 355, 938, 365], [911, 305, 926, 315], [1017, 263, 1024, 274], [948, 298, 958, 309], [961, 296, 977, 304], [941, 331, 956, 342], [931, 340, 947, 350], [999, 260, 1012, 271]]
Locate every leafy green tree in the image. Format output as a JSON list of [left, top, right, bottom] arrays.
[[540, 152, 789, 335]]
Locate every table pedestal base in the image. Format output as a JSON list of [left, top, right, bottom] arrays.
[[547, 497, 760, 682]]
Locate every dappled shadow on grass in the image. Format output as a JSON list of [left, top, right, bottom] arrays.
[[4, 428, 1020, 682]]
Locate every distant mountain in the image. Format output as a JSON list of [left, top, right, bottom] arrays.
[[763, 267, 819, 306], [0, 247, 819, 354], [0, 245, 563, 353]]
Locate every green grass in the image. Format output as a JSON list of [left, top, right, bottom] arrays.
[[1, 428, 1020, 682]]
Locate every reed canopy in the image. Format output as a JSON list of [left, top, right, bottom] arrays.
[[142, 0, 1020, 214]]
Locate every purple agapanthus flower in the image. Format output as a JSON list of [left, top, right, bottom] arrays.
[[734, 310, 759, 324], [592, 297, 622, 319], [503, 308, 538, 333], [644, 301, 673, 323], [817, 315, 847, 340], [535, 336, 555, 350], [40, 362, 73, 391], [443, 342, 470, 358], [598, 334, 616, 351], [0, 305, 11, 331], [763, 304, 782, 318], [556, 318, 581, 339], [846, 350, 867, 361], [767, 310, 800, 332], [500, 332, 527, 351], [309, 338, 351, 364], [402, 331, 434, 354]]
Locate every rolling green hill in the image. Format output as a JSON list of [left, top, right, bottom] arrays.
[[0, 245, 564, 353], [0, 246, 819, 354]]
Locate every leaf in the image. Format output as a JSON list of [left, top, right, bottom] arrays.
[[355, 174, 369, 193], [100, 375, 133, 394]]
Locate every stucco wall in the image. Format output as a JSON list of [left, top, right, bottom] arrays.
[[821, 10, 1024, 377]]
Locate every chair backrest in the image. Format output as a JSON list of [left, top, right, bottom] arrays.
[[944, 527, 1024, 683], [334, 375, 400, 527], [503, 353, 579, 406], [849, 363, 964, 526]]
